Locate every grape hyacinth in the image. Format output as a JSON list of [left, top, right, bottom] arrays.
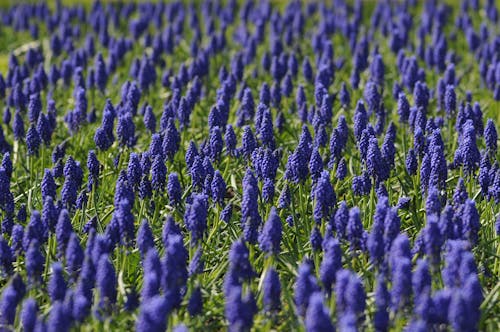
[[0, 2, 495, 331]]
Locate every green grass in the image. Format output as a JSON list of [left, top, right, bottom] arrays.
[[0, 1, 498, 331]]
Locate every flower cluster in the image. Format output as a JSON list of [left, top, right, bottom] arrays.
[[0, 1, 497, 331]]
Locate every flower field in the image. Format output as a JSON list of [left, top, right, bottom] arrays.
[[0, 0, 499, 331]]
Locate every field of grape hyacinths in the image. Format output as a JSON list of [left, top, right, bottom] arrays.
[[0, 0, 500, 331]]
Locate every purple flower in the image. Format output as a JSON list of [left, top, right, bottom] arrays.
[[139, 176, 152, 200], [136, 295, 170, 332], [374, 274, 389, 331], [65, 233, 83, 278], [368, 206, 386, 265], [390, 257, 412, 311], [26, 240, 44, 283], [347, 207, 364, 251], [126, 153, 142, 188], [137, 219, 154, 260], [142, 249, 161, 301], [163, 118, 180, 160], [86, 150, 100, 189], [335, 269, 366, 318], [55, 209, 73, 254], [224, 286, 257, 332], [162, 215, 181, 248], [305, 292, 335, 332], [241, 170, 261, 242], [237, 88, 255, 126], [303, 57, 313, 82], [444, 85, 457, 116], [462, 199, 480, 245], [48, 299, 72, 332], [149, 133, 163, 158], [442, 240, 469, 288], [27, 93, 41, 124], [162, 234, 188, 308], [382, 123, 396, 167], [241, 126, 257, 157], [151, 155, 167, 191], [167, 173, 182, 205], [224, 124, 237, 155], [294, 259, 319, 317], [367, 137, 389, 181], [26, 125, 41, 156], [61, 179, 78, 210], [221, 204, 233, 223], [116, 113, 136, 147], [21, 298, 37, 332], [320, 238, 342, 293], [140, 152, 152, 175], [94, 110, 115, 150], [260, 178, 273, 203], [95, 53, 108, 93], [405, 149, 417, 175], [0, 169, 13, 216], [37, 113, 52, 145], [0, 282, 21, 326], [388, 232, 411, 268], [413, 81, 429, 110], [184, 194, 208, 245], [333, 157, 346, 180], [396, 92, 410, 123], [313, 171, 336, 223], [23, 210, 44, 251], [478, 155, 490, 197], [423, 215, 443, 265], [307, 225, 322, 252], [96, 254, 117, 311], [285, 126, 312, 183], [0, 236, 13, 275], [142, 261, 160, 301], [339, 82, 351, 107], [419, 153, 431, 193], [425, 187, 441, 216], [413, 259, 431, 300], [11, 224, 23, 255], [281, 74, 293, 97], [48, 263, 67, 302], [333, 201, 348, 238], [462, 274, 483, 328], [448, 293, 469, 332], [258, 108, 275, 149], [275, 183, 290, 209], [41, 169, 56, 201], [228, 238, 255, 283], [187, 286, 203, 317], [114, 199, 135, 246], [188, 247, 204, 277], [42, 196, 59, 232], [208, 126, 223, 161], [263, 268, 281, 312], [309, 148, 323, 181], [52, 144, 65, 163], [485, 118, 497, 154], [259, 207, 282, 254], [1, 153, 12, 180], [143, 105, 156, 133], [352, 102, 368, 137], [457, 120, 480, 174], [2, 108, 10, 126], [364, 81, 381, 113], [73, 259, 94, 320]]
